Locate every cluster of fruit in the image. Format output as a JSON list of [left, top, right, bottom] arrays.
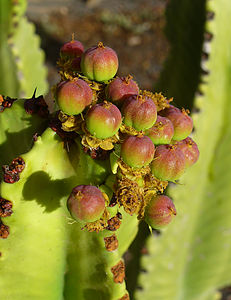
[[55, 37, 199, 231]]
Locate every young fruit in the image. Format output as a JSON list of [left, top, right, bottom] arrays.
[[106, 75, 139, 106], [60, 39, 84, 59], [175, 137, 200, 168], [121, 135, 155, 168], [159, 105, 180, 115], [150, 144, 185, 181], [159, 106, 193, 141], [122, 95, 157, 131], [145, 115, 174, 145], [81, 42, 119, 82], [67, 185, 106, 223], [144, 195, 177, 229], [86, 101, 122, 139], [55, 79, 93, 115]]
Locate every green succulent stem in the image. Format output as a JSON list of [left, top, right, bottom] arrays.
[[135, 0, 231, 299], [0, 0, 47, 97], [0, 106, 139, 299]]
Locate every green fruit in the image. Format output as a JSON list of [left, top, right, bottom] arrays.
[[60, 39, 84, 59], [56, 79, 93, 115], [145, 115, 174, 145], [105, 75, 139, 106], [159, 106, 193, 141], [67, 185, 106, 223], [175, 137, 200, 168], [121, 135, 155, 168], [144, 195, 177, 229], [122, 95, 157, 131], [150, 144, 186, 181], [86, 101, 122, 139], [81, 42, 119, 82]]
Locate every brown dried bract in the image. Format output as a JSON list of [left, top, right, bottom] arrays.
[[111, 260, 125, 284], [62, 116, 82, 132], [81, 131, 119, 152], [2, 157, 25, 184], [106, 215, 121, 231], [104, 234, 118, 251], [0, 221, 9, 239], [0, 95, 16, 112], [11, 157, 25, 173], [109, 194, 118, 207], [2, 170, 19, 184], [137, 175, 169, 219], [117, 159, 150, 178], [144, 174, 168, 194], [58, 111, 83, 133], [84, 209, 110, 233], [0, 198, 13, 217], [83, 146, 110, 160], [119, 293, 130, 300], [119, 123, 140, 136], [116, 178, 144, 216], [49, 112, 78, 142]]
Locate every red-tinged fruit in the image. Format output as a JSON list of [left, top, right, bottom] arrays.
[[122, 95, 157, 131], [86, 101, 122, 139], [159, 105, 181, 115], [60, 39, 84, 59], [144, 195, 177, 229], [150, 144, 186, 181], [121, 135, 155, 168], [145, 115, 174, 145], [67, 185, 106, 223], [81, 42, 119, 82], [56, 79, 93, 115], [159, 106, 193, 141], [71, 57, 82, 72], [175, 137, 200, 168], [106, 75, 139, 106]]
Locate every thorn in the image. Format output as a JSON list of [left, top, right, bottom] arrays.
[[32, 88, 37, 99], [202, 52, 209, 61], [201, 67, 210, 76], [206, 11, 215, 21], [204, 32, 213, 42], [196, 89, 204, 97]]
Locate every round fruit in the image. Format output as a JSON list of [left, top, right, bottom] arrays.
[[56, 79, 93, 115], [60, 39, 84, 59], [67, 185, 106, 223], [121, 135, 155, 168], [106, 75, 139, 106], [81, 42, 119, 82], [175, 137, 199, 168], [159, 105, 180, 115], [145, 115, 174, 145], [159, 106, 193, 141], [122, 95, 157, 131], [150, 144, 186, 181], [144, 195, 177, 229], [86, 101, 122, 139]]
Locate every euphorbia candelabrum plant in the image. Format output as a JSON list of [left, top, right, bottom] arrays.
[[0, 37, 199, 300]]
